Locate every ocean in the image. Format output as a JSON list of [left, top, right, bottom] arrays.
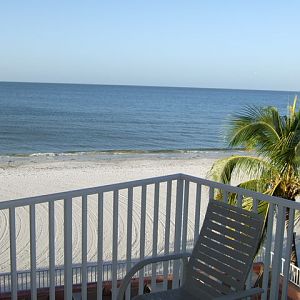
[[0, 82, 297, 156]]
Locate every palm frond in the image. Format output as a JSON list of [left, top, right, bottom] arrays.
[[227, 106, 282, 152], [208, 155, 274, 185], [237, 178, 269, 194], [242, 197, 269, 217]]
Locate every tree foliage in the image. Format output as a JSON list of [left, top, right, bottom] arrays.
[[209, 96, 300, 265]]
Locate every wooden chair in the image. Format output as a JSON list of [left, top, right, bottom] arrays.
[[117, 200, 264, 300]]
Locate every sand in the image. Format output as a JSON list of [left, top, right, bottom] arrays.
[[0, 153, 219, 200], [0, 152, 227, 273]]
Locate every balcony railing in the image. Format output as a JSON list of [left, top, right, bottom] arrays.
[[0, 173, 299, 300]]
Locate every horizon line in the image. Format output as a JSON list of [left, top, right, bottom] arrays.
[[0, 80, 299, 94]]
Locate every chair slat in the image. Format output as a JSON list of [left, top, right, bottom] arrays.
[[195, 245, 248, 274], [192, 259, 243, 290], [189, 268, 233, 295], [206, 210, 257, 237], [211, 201, 262, 222], [211, 201, 261, 228], [207, 221, 255, 246], [190, 253, 242, 280], [200, 236, 249, 263], [202, 227, 252, 253]]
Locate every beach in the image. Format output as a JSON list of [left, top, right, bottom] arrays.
[[0, 152, 227, 272], [0, 152, 222, 199]]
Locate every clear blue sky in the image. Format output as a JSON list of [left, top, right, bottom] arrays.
[[1, 1, 299, 91]]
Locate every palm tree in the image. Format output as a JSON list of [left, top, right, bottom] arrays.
[[209, 96, 300, 266]]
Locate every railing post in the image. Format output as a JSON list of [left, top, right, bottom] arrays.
[[281, 208, 295, 300], [163, 180, 172, 290], [269, 205, 285, 299], [30, 204, 37, 300], [81, 195, 88, 300], [193, 183, 202, 246], [9, 207, 17, 300], [138, 185, 147, 295], [172, 176, 184, 289], [209, 187, 214, 202], [237, 193, 243, 207], [262, 204, 275, 300], [151, 183, 160, 292], [49, 201, 55, 300], [125, 187, 133, 300], [64, 198, 73, 300], [112, 190, 119, 300], [182, 180, 189, 252], [97, 192, 103, 300]]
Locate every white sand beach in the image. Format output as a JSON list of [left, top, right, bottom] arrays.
[[0, 151, 299, 276], [0, 152, 225, 273], [0, 153, 219, 200]]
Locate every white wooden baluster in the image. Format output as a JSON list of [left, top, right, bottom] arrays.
[[64, 198, 73, 300], [82, 195, 88, 300], [112, 190, 119, 300], [246, 198, 259, 292], [182, 180, 189, 252], [173, 178, 184, 289], [125, 187, 133, 300], [151, 183, 160, 292], [49, 201, 55, 300], [237, 193, 243, 207], [163, 180, 172, 290], [253, 198, 258, 212], [179, 180, 190, 285], [97, 192, 104, 300], [193, 184, 201, 246], [223, 190, 228, 203], [281, 208, 295, 300], [21, 273, 23, 290], [269, 205, 286, 299], [138, 185, 147, 295], [9, 207, 17, 300], [262, 203, 275, 300], [30, 204, 37, 300], [209, 187, 214, 202]]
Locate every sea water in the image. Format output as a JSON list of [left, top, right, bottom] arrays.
[[0, 82, 297, 156]]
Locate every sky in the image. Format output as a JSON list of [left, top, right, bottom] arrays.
[[1, 1, 299, 91]]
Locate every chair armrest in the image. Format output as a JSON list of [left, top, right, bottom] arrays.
[[214, 287, 264, 300], [117, 252, 191, 300]]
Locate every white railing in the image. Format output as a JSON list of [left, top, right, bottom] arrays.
[[0, 173, 300, 300], [0, 259, 174, 293], [2, 249, 300, 294]]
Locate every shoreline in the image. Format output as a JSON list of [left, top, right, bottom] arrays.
[[0, 151, 224, 201], [0, 149, 246, 170]]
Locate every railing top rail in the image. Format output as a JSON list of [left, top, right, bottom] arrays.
[[182, 174, 300, 210], [1, 173, 299, 210], [0, 173, 182, 209]]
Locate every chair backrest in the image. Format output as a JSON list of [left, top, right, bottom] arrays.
[[183, 200, 264, 298]]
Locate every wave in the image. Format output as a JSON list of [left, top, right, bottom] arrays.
[[0, 148, 245, 158]]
